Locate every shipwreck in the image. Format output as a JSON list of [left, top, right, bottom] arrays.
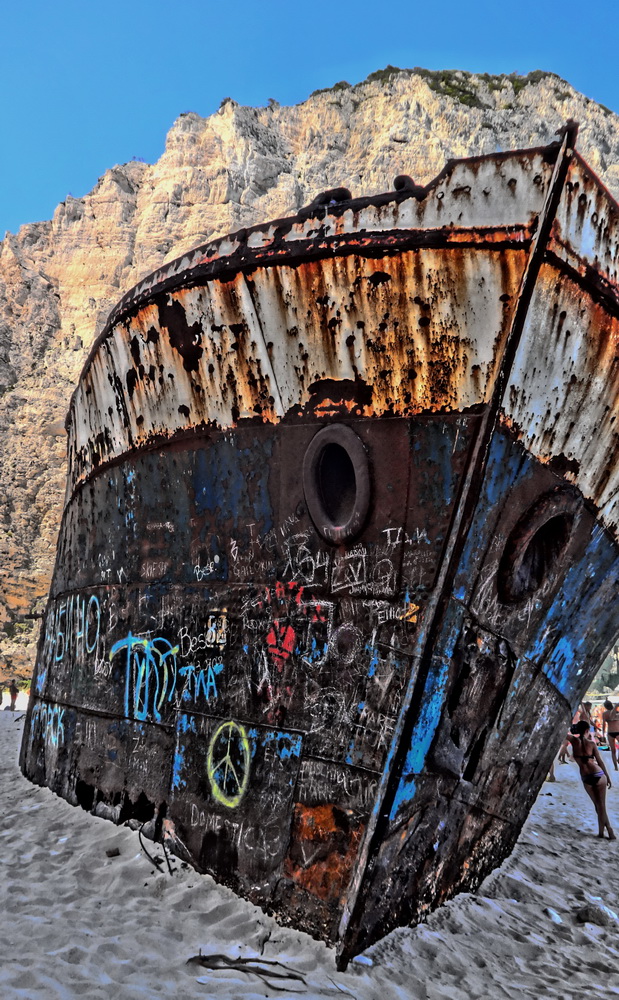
[[21, 122, 619, 965]]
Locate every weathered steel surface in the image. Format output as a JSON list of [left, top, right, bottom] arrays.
[[27, 414, 476, 945], [21, 131, 619, 965], [67, 148, 556, 492], [67, 246, 526, 492], [500, 152, 619, 537], [346, 427, 616, 955]]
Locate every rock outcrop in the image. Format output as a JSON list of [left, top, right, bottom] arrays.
[[2, 67, 619, 679]]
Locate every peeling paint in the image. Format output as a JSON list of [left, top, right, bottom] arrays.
[[21, 133, 619, 967]]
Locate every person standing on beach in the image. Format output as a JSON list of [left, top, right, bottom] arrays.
[[557, 738, 570, 764], [577, 702, 593, 725], [8, 680, 18, 711], [558, 704, 587, 764], [567, 720, 615, 839], [602, 700, 619, 771]]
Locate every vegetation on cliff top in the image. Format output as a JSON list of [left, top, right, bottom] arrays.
[[310, 66, 569, 109]]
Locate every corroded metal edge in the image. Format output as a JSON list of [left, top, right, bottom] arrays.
[[336, 125, 578, 965]]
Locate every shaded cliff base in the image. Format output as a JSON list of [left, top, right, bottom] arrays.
[[3, 712, 619, 999]]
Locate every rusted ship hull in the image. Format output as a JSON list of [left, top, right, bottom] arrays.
[[21, 126, 619, 964]]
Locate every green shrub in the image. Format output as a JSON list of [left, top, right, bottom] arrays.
[[310, 80, 352, 98]]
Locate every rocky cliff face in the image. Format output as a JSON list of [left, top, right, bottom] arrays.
[[2, 67, 619, 680]]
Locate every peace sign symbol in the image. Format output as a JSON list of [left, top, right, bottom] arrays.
[[207, 721, 251, 808]]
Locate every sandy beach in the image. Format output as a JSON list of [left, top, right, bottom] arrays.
[[2, 708, 619, 999]]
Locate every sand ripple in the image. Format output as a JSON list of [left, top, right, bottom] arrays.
[[2, 711, 618, 998]]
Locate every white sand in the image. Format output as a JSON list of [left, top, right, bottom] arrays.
[[2, 711, 619, 1000]]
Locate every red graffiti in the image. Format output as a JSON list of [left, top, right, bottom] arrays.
[[261, 581, 305, 608], [266, 622, 296, 670]]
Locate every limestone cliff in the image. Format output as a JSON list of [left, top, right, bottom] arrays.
[[2, 67, 619, 679]]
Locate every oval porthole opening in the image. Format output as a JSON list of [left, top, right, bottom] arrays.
[[317, 443, 357, 526], [303, 424, 371, 545], [498, 505, 576, 605]]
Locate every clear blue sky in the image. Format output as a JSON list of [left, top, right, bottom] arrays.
[[2, 0, 618, 237]]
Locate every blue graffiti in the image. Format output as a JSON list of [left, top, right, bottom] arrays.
[[453, 433, 531, 602], [367, 644, 380, 678], [34, 664, 47, 695], [110, 632, 178, 722], [172, 714, 198, 791], [390, 656, 450, 818], [389, 606, 463, 820], [42, 594, 101, 666], [31, 702, 65, 747], [296, 633, 329, 665], [247, 727, 302, 761], [179, 661, 224, 704]]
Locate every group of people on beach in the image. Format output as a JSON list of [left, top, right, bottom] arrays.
[[557, 699, 619, 840], [0, 680, 19, 711]]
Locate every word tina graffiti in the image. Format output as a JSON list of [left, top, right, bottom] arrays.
[[179, 660, 223, 705]]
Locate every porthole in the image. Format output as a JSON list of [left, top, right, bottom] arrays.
[[303, 424, 371, 545], [497, 490, 580, 604]]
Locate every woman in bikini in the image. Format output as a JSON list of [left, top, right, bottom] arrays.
[[567, 720, 615, 839], [602, 700, 619, 771], [558, 702, 590, 764]]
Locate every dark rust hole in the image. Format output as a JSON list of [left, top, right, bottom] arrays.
[[317, 443, 357, 527], [463, 728, 488, 782], [499, 512, 574, 603]]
